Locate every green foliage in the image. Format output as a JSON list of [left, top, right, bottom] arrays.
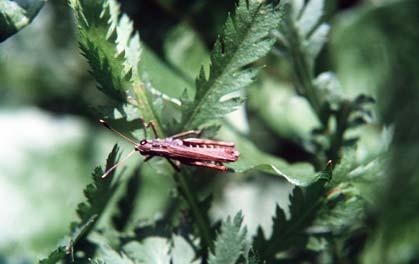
[[354, 2, 419, 263], [221, 126, 317, 186], [180, 0, 279, 130], [3, 0, 411, 262], [39, 216, 96, 264], [39, 145, 121, 263], [91, 235, 198, 263], [94, 243, 135, 264], [0, 0, 45, 42], [124, 238, 172, 263], [69, 0, 139, 101], [252, 163, 332, 262], [209, 212, 247, 264], [274, 0, 374, 165], [75, 144, 121, 226]]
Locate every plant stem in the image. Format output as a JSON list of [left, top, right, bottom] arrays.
[[327, 101, 351, 163], [133, 82, 164, 135], [285, 21, 352, 163], [287, 23, 323, 121], [173, 171, 213, 253]]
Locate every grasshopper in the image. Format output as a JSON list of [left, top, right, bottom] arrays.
[[99, 119, 239, 178]]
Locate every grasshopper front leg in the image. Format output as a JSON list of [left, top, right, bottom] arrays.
[[139, 118, 160, 138]]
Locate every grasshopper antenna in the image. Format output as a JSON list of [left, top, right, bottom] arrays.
[[101, 149, 136, 178], [99, 119, 137, 145]]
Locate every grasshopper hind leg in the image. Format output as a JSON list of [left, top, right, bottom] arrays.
[[171, 130, 202, 139], [182, 160, 228, 171]]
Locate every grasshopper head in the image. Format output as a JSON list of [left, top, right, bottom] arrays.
[[135, 139, 152, 153]]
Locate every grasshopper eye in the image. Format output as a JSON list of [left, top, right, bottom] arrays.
[[140, 139, 147, 145]]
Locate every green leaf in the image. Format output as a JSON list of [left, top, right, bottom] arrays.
[[163, 22, 210, 82], [296, 0, 324, 37], [247, 76, 319, 140], [115, 14, 141, 78], [39, 146, 121, 264], [140, 44, 194, 98], [39, 215, 97, 264], [307, 23, 330, 60], [209, 212, 247, 264], [111, 167, 141, 231], [180, 0, 279, 130], [276, 0, 329, 105], [276, 0, 375, 163], [0, 0, 45, 42], [252, 163, 332, 262], [75, 144, 120, 225], [124, 238, 171, 264], [313, 72, 344, 108], [69, 0, 139, 101], [39, 247, 67, 264], [171, 235, 199, 264], [291, 0, 304, 19], [93, 243, 135, 264], [93, 235, 198, 264], [219, 126, 317, 186], [69, 0, 126, 101], [95, 103, 141, 122], [70, 0, 163, 134]]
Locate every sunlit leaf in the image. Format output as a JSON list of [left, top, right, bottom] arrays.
[[220, 127, 317, 186], [0, 0, 45, 42], [180, 0, 279, 130]]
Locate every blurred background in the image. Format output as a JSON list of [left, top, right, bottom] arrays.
[[1, 0, 418, 263]]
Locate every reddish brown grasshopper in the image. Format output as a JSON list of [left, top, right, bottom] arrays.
[[99, 119, 239, 178]]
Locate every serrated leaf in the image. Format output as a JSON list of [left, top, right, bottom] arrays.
[[307, 23, 330, 59], [180, 0, 279, 130], [70, 0, 166, 139], [70, 0, 163, 133], [209, 212, 247, 264], [94, 244, 135, 264], [252, 163, 332, 262], [75, 144, 120, 224], [70, 0, 130, 101], [115, 14, 141, 76], [70, 0, 141, 110], [291, 0, 304, 20], [296, 0, 324, 37], [112, 167, 141, 231], [124, 238, 171, 264], [276, 0, 375, 163], [95, 103, 141, 121], [171, 235, 199, 264], [275, 0, 329, 118], [39, 146, 121, 264], [39, 215, 97, 264], [39, 246, 67, 264], [0, 0, 45, 42], [245, 251, 262, 264]]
